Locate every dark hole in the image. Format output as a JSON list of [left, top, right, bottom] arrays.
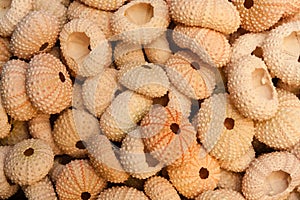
[[224, 118, 235, 130], [152, 92, 169, 107], [7, 178, 15, 186], [24, 148, 34, 156], [114, 89, 122, 97], [191, 61, 200, 70], [199, 167, 209, 179], [141, 65, 152, 69], [57, 154, 73, 165], [170, 123, 180, 135], [9, 123, 14, 132], [244, 0, 254, 9], [81, 192, 91, 200], [272, 77, 279, 87], [9, 56, 18, 60], [197, 138, 202, 145], [88, 45, 91, 51], [75, 141, 86, 150], [39, 42, 49, 51], [251, 46, 263, 59], [298, 56, 300, 62], [59, 72, 66, 82]]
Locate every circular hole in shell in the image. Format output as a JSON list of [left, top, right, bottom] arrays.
[[81, 192, 91, 200], [59, 72, 66, 82], [244, 0, 254, 9], [170, 123, 181, 135], [24, 148, 34, 157], [224, 118, 235, 130], [199, 167, 209, 179], [75, 140, 86, 150]]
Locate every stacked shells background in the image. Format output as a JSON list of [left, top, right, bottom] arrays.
[[0, 0, 299, 199]]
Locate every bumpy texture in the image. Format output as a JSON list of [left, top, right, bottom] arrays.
[[0, 120, 30, 146], [80, 0, 126, 11], [100, 90, 152, 142], [56, 159, 106, 200], [242, 151, 300, 200], [23, 176, 57, 200], [228, 55, 279, 121], [0, 0, 33, 37], [165, 51, 216, 100], [111, 0, 170, 45], [59, 18, 112, 77], [4, 138, 54, 186], [255, 89, 300, 150], [195, 189, 245, 200], [262, 20, 300, 86], [217, 169, 243, 192], [26, 53, 72, 114], [144, 176, 181, 200], [173, 25, 232, 68], [1, 59, 38, 121], [10, 11, 60, 60], [0, 97, 11, 139], [97, 186, 149, 200], [0, 37, 11, 73]]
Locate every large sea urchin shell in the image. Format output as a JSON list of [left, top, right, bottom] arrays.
[[170, 0, 240, 34], [112, 0, 170, 45], [1, 59, 38, 121], [26, 53, 72, 114], [97, 186, 149, 200], [242, 151, 300, 200]]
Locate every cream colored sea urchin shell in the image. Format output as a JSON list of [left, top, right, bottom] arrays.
[[97, 186, 149, 200], [23, 176, 57, 200], [80, 0, 126, 11]]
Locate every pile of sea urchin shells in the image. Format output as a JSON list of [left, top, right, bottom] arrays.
[[0, 0, 300, 200]]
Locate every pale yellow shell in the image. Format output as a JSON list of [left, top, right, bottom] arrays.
[[173, 25, 231, 68], [23, 176, 57, 200], [4, 138, 54, 186], [10, 11, 60, 60], [87, 134, 129, 183], [144, 176, 181, 200], [255, 89, 300, 150], [170, 0, 240, 34], [0, 0, 33, 37], [1, 59, 38, 121], [67, 1, 113, 38], [0, 146, 19, 199], [242, 151, 300, 200], [100, 90, 152, 142], [56, 159, 107, 200], [59, 18, 112, 77], [97, 186, 149, 200], [111, 0, 170, 45]]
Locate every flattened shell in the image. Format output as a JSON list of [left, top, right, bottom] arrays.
[[173, 25, 231, 68], [10, 11, 60, 60], [80, 0, 126, 11], [118, 62, 170, 98], [26, 53, 72, 114], [254, 89, 300, 150], [59, 18, 112, 77], [82, 68, 119, 118], [170, 0, 240, 34], [97, 186, 149, 200], [1, 59, 38, 121], [23, 176, 57, 200], [242, 151, 300, 200], [228, 56, 279, 121], [195, 189, 245, 200], [100, 90, 152, 142], [0, 37, 10, 73], [56, 159, 106, 200], [112, 0, 170, 45], [4, 138, 54, 186], [165, 51, 216, 100], [262, 20, 300, 86], [0, 0, 33, 37]]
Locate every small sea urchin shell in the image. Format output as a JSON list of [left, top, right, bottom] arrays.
[[242, 151, 300, 200], [80, 0, 126, 11], [170, 0, 240, 34], [59, 18, 112, 77], [112, 0, 170, 45], [254, 89, 300, 150], [1, 59, 38, 121], [10, 11, 60, 60], [167, 145, 220, 199], [195, 189, 246, 200], [97, 186, 149, 200], [56, 159, 107, 200], [26, 53, 72, 114], [4, 138, 54, 186], [0, 37, 11, 73], [0, 0, 33, 37], [23, 176, 57, 200], [144, 176, 180, 200], [262, 20, 300, 86]]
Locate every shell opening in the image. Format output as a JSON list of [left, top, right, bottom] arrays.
[[124, 3, 154, 25], [59, 72, 66, 82], [170, 123, 181, 135], [81, 192, 91, 200], [152, 92, 169, 107], [199, 167, 209, 179], [283, 32, 300, 62], [224, 118, 234, 130], [39, 42, 49, 51], [251, 47, 264, 59], [57, 154, 73, 165], [191, 61, 200, 70], [141, 64, 152, 69], [0, 0, 12, 18], [264, 170, 291, 196], [24, 148, 34, 157], [252, 68, 273, 100], [298, 56, 300, 62], [75, 140, 86, 150], [244, 0, 254, 9], [66, 32, 91, 64]]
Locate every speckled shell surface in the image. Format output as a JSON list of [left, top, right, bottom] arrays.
[[23, 176, 57, 200], [26, 53, 72, 114], [217, 169, 242, 192], [0, 120, 30, 146], [1, 59, 38, 121], [0, 97, 11, 139], [195, 189, 246, 200], [97, 186, 149, 200], [0, 37, 11, 73], [80, 0, 126, 11]]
